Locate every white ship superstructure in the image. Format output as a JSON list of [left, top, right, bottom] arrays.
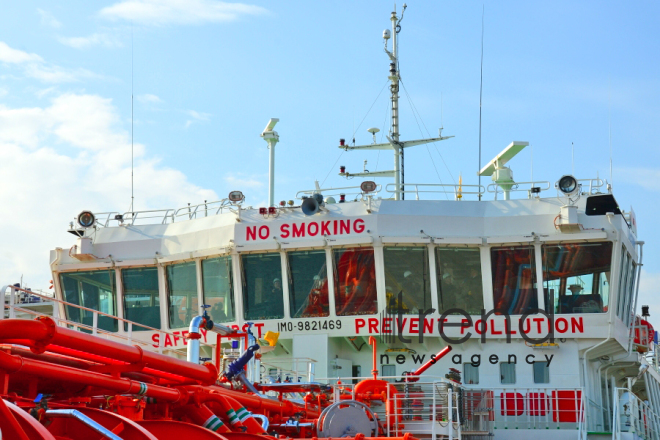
[[3, 6, 658, 440]]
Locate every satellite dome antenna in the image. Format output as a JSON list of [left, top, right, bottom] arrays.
[[367, 127, 380, 144]]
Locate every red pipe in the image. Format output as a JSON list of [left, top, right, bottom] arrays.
[[404, 346, 453, 382], [0, 318, 217, 384], [216, 394, 267, 434], [43, 345, 194, 384], [0, 350, 186, 403], [190, 385, 319, 418], [182, 404, 232, 433], [369, 336, 378, 380]]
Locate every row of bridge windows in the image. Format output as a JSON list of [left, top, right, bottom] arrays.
[[59, 241, 614, 332]]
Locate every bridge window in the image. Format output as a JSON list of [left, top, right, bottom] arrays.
[[533, 362, 550, 384], [288, 250, 329, 318], [382, 364, 396, 380], [500, 363, 516, 384], [122, 267, 160, 331], [333, 247, 377, 316], [384, 247, 432, 314], [436, 248, 484, 315], [542, 242, 612, 314], [60, 270, 117, 332], [242, 253, 284, 320], [615, 246, 637, 326], [491, 246, 538, 314], [202, 256, 234, 323], [166, 262, 198, 329], [464, 363, 479, 384]]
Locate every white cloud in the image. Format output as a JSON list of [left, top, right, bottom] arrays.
[[0, 92, 218, 287], [58, 33, 122, 50], [24, 63, 101, 83], [0, 41, 101, 83], [99, 0, 267, 26], [225, 173, 264, 190], [0, 42, 43, 64], [637, 269, 660, 317], [37, 9, 62, 29], [184, 109, 211, 128], [187, 109, 210, 121], [137, 93, 163, 104], [616, 167, 660, 192]]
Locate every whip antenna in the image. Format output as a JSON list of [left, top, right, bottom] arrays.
[[130, 22, 135, 213], [478, 5, 484, 200], [572, 142, 574, 176], [609, 78, 613, 186]]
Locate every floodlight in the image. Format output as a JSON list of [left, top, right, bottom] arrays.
[[77, 211, 95, 228], [557, 175, 579, 196]]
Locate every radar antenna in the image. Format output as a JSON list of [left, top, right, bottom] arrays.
[[478, 141, 528, 200]]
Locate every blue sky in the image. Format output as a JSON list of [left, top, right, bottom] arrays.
[[1, 1, 659, 320]]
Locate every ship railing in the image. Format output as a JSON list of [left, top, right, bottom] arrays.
[[613, 387, 660, 440], [385, 183, 486, 201], [93, 198, 246, 227], [0, 284, 54, 305], [0, 284, 214, 358], [486, 180, 551, 199], [317, 377, 586, 439], [296, 184, 382, 201], [260, 357, 318, 384], [315, 376, 463, 440]]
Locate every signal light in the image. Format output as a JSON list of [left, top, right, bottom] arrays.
[[279, 201, 286, 206], [259, 207, 267, 215], [340, 166, 346, 173], [287, 200, 294, 206], [339, 139, 345, 146], [339, 194, 346, 203], [268, 207, 277, 214]]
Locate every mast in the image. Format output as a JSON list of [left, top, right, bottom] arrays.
[[261, 118, 280, 207], [339, 5, 453, 201], [390, 9, 402, 199]]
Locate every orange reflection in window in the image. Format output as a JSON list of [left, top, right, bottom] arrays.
[[334, 248, 377, 316]]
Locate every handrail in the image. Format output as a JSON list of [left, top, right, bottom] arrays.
[[486, 180, 552, 195], [613, 387, 660, 440], [295, 184, 382, 200], [1, 285, 214, 355], [386, 183, 485, 200], [92, 198, 245, 227]]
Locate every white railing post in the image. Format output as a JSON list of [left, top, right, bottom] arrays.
[[431, 384, 436, 440], [127, 322, 132, 345], [8, 287, 16, 319], [447, 388, 453, 440], [92, 312, 98, 335], [0, 285, 7, 320], [158, 331, 164, 354]]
